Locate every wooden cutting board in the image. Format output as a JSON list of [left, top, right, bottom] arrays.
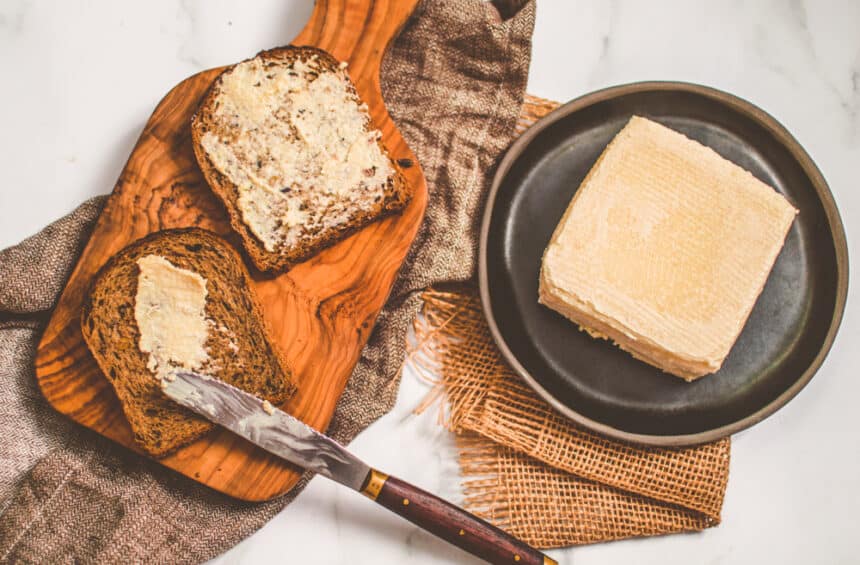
[[34, 0, 427, 501]]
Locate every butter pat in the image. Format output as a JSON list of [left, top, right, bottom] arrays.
[[539, 116, 798, 381], [261, 400, 275, 415], [134, 255, 211, 382]]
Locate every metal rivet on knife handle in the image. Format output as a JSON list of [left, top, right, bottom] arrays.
[[360, 468, 388, 500]]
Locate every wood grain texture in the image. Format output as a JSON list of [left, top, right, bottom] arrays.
[[34, 0, 427, 501], [373, 474, 553, 565]]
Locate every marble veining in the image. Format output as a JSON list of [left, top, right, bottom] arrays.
[[0, 0, 28, 34], [763, 0, 860, 139], [176, 0, 205, 70]]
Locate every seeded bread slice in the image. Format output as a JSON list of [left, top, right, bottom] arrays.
[[191, 45, 412, 273], [81, 228, 295, 457]]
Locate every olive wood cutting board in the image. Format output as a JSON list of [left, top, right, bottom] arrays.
[[34, 0, 427, 501]]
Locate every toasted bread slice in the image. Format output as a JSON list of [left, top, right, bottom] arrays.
[[191, 46, 412, 272], [539, 116, 797, 381], [81, 228, 295, 457]]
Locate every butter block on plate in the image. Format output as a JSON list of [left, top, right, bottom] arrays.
[[539, 116, 798, 381]]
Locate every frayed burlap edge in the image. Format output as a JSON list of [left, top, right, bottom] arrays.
[[456, 435, 714, 548], [410, 283, 730, 549]]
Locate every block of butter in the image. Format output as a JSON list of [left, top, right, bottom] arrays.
[[539, 116, 798, 381]]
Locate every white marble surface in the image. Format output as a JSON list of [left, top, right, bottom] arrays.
[[2, 1, 859, 564]]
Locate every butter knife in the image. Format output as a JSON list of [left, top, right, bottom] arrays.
[[163, 371, 555, 565]]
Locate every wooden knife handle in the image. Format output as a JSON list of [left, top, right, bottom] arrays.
[[361, 469, 556, 565]]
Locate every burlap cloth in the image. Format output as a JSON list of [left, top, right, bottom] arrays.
[[0, 2, 535, 562], [413, 286, 731, 548]]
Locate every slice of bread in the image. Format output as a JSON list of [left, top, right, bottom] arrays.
[[81, 228, 295, 457], [539, 116, 797, 381], [191, 46, 412, 272]]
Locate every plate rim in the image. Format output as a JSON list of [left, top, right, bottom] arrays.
[[479, 81, 849, 446]]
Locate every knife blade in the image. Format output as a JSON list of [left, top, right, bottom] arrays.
[[163, 371, 556, 565], [163, 370, 369, 491]]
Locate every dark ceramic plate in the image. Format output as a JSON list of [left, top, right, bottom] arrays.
[[479, 82, 848, 445]]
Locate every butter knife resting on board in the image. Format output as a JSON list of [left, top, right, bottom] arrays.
[[163, 372, 556, 565]]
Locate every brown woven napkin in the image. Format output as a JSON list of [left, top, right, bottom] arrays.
[[413, 284, 731, 547], [0, 2, 535, 562]]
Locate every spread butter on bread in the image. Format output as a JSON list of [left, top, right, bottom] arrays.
[[539, 116, 798, 381], [81, 228, 295, 457], [134, 255, 211, 383], [191, 46, 412, 272]]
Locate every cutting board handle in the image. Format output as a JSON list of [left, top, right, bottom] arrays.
[[292, 0, 420, 88]]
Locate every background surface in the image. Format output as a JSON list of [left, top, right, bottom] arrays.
[[2, 1, 858, 564]]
